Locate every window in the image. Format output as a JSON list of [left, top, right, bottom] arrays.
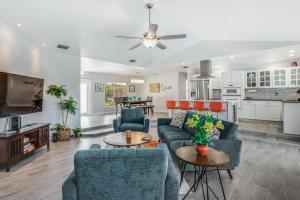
[[105, 82, 127, 106]]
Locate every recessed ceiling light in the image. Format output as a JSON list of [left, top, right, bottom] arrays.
[[41, 43, 46, 47], [289, 50, 295, 53], [17, 23, 22, 27], [229, 55, 235, 59], [269, 59, 274, 62], [181, 62, 185, 65], [289, 53, 294, 57]]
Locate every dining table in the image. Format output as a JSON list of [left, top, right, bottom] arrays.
[[121, 100, 152, 108]]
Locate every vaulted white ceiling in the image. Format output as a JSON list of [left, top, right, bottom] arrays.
[[0, 0, 300, 72]]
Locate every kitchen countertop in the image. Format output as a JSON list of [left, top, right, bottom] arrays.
[[283, 100, 300, 103], [243, 98, 283, 101]]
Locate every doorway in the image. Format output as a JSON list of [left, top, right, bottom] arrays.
[[80, 79, 92, 114]]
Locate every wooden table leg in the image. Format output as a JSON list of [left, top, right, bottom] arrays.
[[6, 163, 10, 172]]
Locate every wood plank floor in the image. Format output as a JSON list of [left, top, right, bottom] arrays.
[[0, 129, 300, 200]]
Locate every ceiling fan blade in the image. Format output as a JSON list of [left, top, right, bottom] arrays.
[[148, 24, 158, 36], [156, 42, 167, 50], [128, 42, 142, 50], [115, 36, 142, 39], [158, 34, 187, 40]]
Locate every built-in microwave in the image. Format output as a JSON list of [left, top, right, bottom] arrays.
[[222, 87, 241, 96]]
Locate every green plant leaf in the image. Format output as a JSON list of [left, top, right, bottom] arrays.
[[46, 85, 68, 98], [62, 97, 78, 115]]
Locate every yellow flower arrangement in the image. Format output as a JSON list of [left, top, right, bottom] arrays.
[[186, 112, 224, 145]]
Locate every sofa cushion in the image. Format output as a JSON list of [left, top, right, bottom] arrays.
[[158, 125, 185, 134], [218, 120, 238, 139], [119, 123, 145, 132], [162, 131, 193, 144], [121, 108, 144, 124]]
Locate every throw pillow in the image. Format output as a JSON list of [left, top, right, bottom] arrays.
[[170, 112, 186, 128], [210, 128, 220, 140]]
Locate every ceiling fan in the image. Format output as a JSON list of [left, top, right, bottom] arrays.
[[115, 3, 187, 50]]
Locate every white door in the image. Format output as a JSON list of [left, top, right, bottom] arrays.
[[80, 79, 92, 114]]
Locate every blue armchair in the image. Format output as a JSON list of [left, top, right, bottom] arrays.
[[62, 144, 180, 200], [113, 108, 150, 133]]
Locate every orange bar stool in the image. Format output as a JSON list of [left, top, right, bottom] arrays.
[[166, 100, 178, 117], [179, 100, 193, 110], [166, 100, 178, 109], [193, 101, 209, 112], [209, 101, 226, 119]]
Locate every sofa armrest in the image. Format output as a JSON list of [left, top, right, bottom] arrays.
[[89, 144, 101, 149], [210, 139, 242, 169], [144, 118, 150, 133], [62, 171, 77, 200], [113, 116, 122, 133], [158, 118, 172, 126], [158, 144, 180, 200]]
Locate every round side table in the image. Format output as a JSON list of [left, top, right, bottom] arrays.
[[176, 146, 229, 200], [103, 131, 152, 148]]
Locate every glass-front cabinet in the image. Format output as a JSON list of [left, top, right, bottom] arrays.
[[259, 70, 271, 87], [246, 71, 257, 87], [290, 68, 300, 86], [273, 69, 286, 87]]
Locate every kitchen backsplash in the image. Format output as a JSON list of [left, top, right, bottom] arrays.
[[245, 88, 300, 100]]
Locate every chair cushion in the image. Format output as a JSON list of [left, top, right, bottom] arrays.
[[121, 108, 144, 124], [170, 112, 186, 128], [162, 131, 193, 144], [119, 123, 145, 132]]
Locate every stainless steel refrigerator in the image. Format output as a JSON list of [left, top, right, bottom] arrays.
[[194, 80, 209, 100]]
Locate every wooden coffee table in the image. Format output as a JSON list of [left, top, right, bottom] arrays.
[[176, 146, 230, 200], [103, 131, 152, 148]]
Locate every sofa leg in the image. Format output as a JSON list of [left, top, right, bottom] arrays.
[[227, 169, 233, 179]]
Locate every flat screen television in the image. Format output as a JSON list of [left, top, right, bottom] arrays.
[[0, 72, 44, 118]]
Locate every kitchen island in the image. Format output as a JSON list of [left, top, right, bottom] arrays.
[[166, 100, 237, 122], [283, 100, 300, 135]]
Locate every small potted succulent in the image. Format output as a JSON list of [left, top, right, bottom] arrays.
[[73, 126, 81, 138], [186, 112, 224, 156]]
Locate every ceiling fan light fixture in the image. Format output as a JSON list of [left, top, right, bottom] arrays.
[[143, 38, 157, 48]]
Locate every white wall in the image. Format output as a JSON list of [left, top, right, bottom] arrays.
[[0, 20, 80, 131], [142, 72, 180, 112], [81, 71, 144, 114]]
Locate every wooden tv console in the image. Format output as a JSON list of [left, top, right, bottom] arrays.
[[0, 123, 50, 172]]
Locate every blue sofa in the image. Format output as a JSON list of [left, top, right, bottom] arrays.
[[158, 111, 242, 175], [113, 108, 150, 133], [62, 143, 180, 200]]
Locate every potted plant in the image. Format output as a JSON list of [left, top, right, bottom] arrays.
[[186, 112, 224, 156], [73, 126, 81, 138], [46, 85, 78, 141]]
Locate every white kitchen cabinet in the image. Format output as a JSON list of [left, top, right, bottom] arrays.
[[231, 71, 244, 86], [290, 68, 300, 87], [255, 101, 268, 120], [211, 77, 221, 89], [243, 101, 256, 119], [221, 71, 244, 87], [258, 70, 272, 87], [245, 71, 257, 88], [273, 69, 287, 87], [221, 72, 232, 87], [242, 100, 283, 121]]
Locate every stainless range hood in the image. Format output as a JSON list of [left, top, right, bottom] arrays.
[[191, 60, 215, 80]]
